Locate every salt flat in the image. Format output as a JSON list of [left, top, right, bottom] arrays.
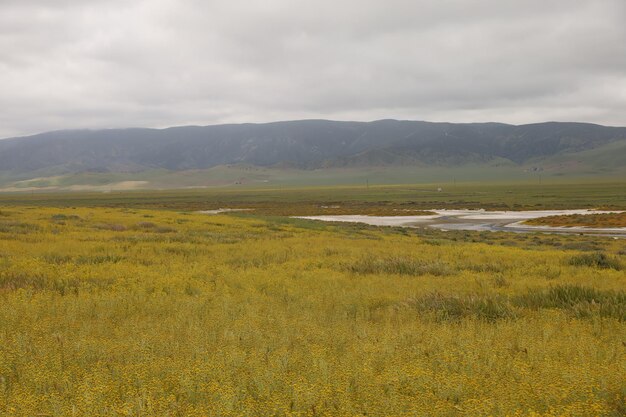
[[295, 209, 626, 236]]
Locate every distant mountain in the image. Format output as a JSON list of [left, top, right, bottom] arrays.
[[1, 119, 625, 187]]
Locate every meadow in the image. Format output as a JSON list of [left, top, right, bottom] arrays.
[[1, 181, 625, 213], [0, 182, 625, 416]]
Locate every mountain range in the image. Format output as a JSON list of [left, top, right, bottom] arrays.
[[1, 119, 625, 190]]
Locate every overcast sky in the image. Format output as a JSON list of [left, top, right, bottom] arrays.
[[1, 0, 625, 138]]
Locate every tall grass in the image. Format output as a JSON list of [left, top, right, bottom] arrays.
[[514, 285, 626, 321], [406, 293, 515, 322], [346, 256, 456, 276], [568, 252, 622, 270]]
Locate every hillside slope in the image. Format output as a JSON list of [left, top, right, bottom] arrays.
[[0, 120, 625, 188]]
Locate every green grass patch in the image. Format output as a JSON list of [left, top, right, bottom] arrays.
[[514, 285, 626, 321], [0, 221, 42, 234], [569, 252, 622, 270], [347, 256, 456, 276], [406, 293, 515, 322]]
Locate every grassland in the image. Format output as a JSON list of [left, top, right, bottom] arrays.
[[1, 182, 625, 416], [0, 180, 625, 214], [1, 153, 625, 192], [526, 212, 626, 228]]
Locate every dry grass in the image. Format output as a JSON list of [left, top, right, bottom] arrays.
[[525, 212, 626, 227]]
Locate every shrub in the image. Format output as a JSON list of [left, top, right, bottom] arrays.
[[51, 214, 80, 221], [406, 293, 515, 322], [492, 275, 510, 288], [569, 252, 621, 270], [93, 223, 127, 232], [154, 226, 176, 233], [42, 253, 73, 264], [75, 254, 125, 265], [133, 222, 176, 233], [514, 285, 626, 321], [0, 221, 42, 234], [135, 221, 157, 229], [0, 271, 47, 290], [347, 256, 456, 276]]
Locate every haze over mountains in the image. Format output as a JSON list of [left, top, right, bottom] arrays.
[[1, 119, 625, 190]]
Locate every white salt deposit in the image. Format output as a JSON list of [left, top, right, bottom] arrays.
[[198, 208, 253, 215], [295, 209, 626, 236]]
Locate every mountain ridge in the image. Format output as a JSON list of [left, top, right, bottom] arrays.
[[1, 119, 625, 187]]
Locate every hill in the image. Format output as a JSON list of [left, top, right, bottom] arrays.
[[1, 119, 625, 190]]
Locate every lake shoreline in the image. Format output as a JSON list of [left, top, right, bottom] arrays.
[[294, 209, 626, 237]]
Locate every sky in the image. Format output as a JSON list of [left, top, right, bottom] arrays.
[[1, 0, 625, 138]]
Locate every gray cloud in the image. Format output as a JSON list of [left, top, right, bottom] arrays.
[[1, 0, 625, 138]]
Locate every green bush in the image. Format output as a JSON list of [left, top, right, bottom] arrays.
[[347, 256, 456, 276], [569, 252, 621, 270], [514, 285, 626, 321], [407, 293, 515, 322], [75, 254, 125, 265]]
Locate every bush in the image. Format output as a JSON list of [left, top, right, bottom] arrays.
[[0, 271, 47, 290], [75, 254, 125, 265], [347, 256, 456, 276], [406, 293, 515, 322], [0, 221, 42, 234], [569, 252, 621, 270], [135, 221, 157, 229], [133, 222, 176, 233], [514, 285, 626, 321], [42, 253, 73, 264], [51, 214, 80, 221], [93, 223, 127, 232]]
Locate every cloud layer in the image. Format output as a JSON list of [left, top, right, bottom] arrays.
[[1, 0, 625, 138]]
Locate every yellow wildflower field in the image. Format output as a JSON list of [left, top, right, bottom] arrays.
[[0, 206, 624, 416]]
